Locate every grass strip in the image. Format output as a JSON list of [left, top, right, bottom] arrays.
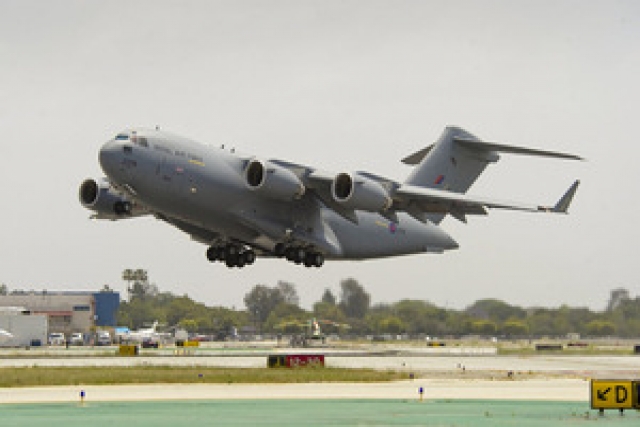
[[0, 366, 405, 388]]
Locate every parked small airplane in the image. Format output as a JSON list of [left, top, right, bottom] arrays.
[[0, 328, 14, 344], [80, 126, 581, 268], [123, 321, 162, 343]]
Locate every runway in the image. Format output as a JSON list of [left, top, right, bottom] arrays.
[[1, 351, 639, 379]]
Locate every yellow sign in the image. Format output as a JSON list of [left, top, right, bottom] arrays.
[[117, 344, 139, 356], [590, 380, 635, 410]]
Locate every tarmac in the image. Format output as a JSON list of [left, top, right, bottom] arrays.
[[2, 349, 640, 379]]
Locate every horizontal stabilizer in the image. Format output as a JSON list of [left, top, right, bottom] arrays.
[[453, 137, 584, 161], [401, 132, 583, 166]]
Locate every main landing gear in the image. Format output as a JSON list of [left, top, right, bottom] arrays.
[[206, 244, 256, 269], [273, 243, 324, 268], [206, 243, 325, 269]]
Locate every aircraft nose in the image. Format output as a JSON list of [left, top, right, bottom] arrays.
[[99, 140, 120, 177]]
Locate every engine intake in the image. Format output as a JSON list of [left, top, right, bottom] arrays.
[[245, 160, 305, 200], [79, 179, 131, 217], [331, 173, 392, 212]]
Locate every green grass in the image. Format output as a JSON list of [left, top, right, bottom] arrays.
[[0, 366, 406, 388]]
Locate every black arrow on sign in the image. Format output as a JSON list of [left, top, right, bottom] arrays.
[[597, 387, 611, 401]]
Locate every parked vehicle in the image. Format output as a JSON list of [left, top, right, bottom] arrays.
[[141, 338, 159, 348], [48, 332, 65, 346], [70, 332, 84, 346], [96, 331, 112, 346]]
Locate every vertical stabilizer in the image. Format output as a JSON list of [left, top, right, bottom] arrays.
[[403, 126, 496, 194]]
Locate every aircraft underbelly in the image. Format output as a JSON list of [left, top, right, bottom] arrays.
[[325, 211, 456, 260]]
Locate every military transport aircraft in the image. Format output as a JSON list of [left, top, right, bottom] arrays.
[[80, 126, 580, 269]]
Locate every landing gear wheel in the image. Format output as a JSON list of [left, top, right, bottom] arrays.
[[304, 252, 324, 268], [244, 250, 256, 265], [285, 247, 295, 262], [274, 243, 286, 258], [114, 201, 132, 215], [236, 252, 247, 268], [206, 247, 219, 262], [225, 255, 238, 268], [312, 253, 324, 268], [225, 245, 240, 258], [293, 248, 306, 264]]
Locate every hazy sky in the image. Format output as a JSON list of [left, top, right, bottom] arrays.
[[1, 0, 638, 311]]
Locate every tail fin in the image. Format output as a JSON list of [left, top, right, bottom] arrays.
[[403, 126, 583, 193], [403, 127, 491, 193]]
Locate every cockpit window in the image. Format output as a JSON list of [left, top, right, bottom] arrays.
[[130, 135, 149, 148], [115, 132, 148, 148]]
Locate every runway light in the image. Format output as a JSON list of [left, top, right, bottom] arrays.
[[79, 390, 86, 405], [418, 386, 424, 402]]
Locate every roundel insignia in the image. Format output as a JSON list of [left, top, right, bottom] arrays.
[[389, 223, 397, 234]]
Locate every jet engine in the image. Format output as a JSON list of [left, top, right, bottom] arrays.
[[79, 178, 132, 217], [245, 159, 305, 200], [331, 173, 393, 212]]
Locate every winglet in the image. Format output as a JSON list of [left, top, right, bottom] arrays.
[[544, 180, 580, 213]]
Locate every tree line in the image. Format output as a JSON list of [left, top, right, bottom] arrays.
[[113, 271, 640, 338]]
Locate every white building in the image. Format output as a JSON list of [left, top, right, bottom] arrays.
[[0, 307, 47, 347]]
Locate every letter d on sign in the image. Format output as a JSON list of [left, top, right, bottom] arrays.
[[615, 385, 628, 404]]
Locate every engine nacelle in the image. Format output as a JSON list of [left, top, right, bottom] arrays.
[[245, 159, 305, 200], [331, 173, 392, 212], [79, 178, 132, 217]]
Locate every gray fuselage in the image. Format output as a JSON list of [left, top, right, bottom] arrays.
[[97, 129, 458, 261]]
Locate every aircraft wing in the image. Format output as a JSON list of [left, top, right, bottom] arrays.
[[393, 180, 580, 223], [270, 159, 579, 224], [269, 159, 364, 223]]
